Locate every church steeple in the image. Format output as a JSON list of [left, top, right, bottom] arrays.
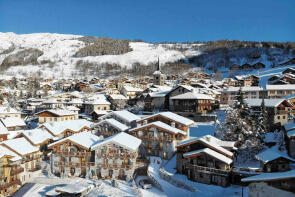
[[157, 57, 160, 71]]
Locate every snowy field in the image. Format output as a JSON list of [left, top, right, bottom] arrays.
[[0, 32, 200, 78]]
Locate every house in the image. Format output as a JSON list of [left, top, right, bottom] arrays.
[[234, 75, 260, 87], [255, 149, 295, 172], [48, 131, 102, 178], [107, 94, 127, 110], [84, 98, 111, 115], [91, 132, 141, 180], [0, 137, 42, 184], [0, 106, 21, 118], [176, 135, 236, 187], [14, 128, 53, 148], [220, 86, 263, 104], [266, 85, 295, 99], [36, 109, 78, 124], [40, 119, 92, 139], [129, 121, 187, 160], [170, 91, 214, 113], [246, 99, 292, 127], [286, 127, 295, 158], [136, 111, 195, 133], [100, 110, 141, 128], [0, 117, 26, 131], [0, 146, 24, 196], [92, 118, 128, 137], [0, 123, 8, 141], [242, 169, 295, 196], [120, 86, 143, 99]]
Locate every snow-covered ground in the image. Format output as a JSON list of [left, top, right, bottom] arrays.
[[135, 176, 166, 197], [0, 32, 200, 78]]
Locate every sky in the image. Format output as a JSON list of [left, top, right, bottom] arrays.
[[0, 0, 294, 42]]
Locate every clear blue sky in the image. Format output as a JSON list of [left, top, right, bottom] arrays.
[[1, 0, 294, 42]]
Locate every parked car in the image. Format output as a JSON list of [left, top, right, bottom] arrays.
[[139, 179, 152, 189]]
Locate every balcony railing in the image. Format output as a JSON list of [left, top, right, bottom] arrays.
[[10, 168, 24, 176], [0, 179, 21, 190], [55, 151, 90, 157], [135, 135, 173, 142], [27, 166, 41, 172], [186, 163, 230, 175], [97, 152, 137, 159], [55, 161, 95, 167], [100, 163, 133, 170]]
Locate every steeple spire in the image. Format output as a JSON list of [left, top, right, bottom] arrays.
[[157, 57, 160, 71]]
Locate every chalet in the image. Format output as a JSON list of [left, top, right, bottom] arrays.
[[0, 123, 8, 142], [84, 99, 111, 115], [100, 110, 141, 128], [246, 99, 292, 127], [286, 129, 295, 158], [129, 121, 187, 160], [49, 131, 102, 178], [0, 137, 42, 184], [255, 149, 295, 172], [220, 86, 263, 104], [0, 117, 26, 131], [36, 109, 78, 124], [266, 85, 295, 98], [14, 128, 53, 148], [253, 62, 266, 69], [282, 68, 295, 75], [176, 135, 236, 187], [91, 132, 141, 180], [40, 119, 92, 139], [242, 169, 295, 196], [234, 75, 260, 87], [136, 111, 195, 133], [170, 91, 214, 113], [0, 146, 24, 196], [108, 94, 127, 110], [92, 118, 128, 137], [120, 85, 143, 99]]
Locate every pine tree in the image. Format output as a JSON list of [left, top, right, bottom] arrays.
[[236, 87, 244, 107], [260, 98, 268, 131]]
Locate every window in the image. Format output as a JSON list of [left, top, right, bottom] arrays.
[[278, 116, 280, 120], [283, 116, 285, 119]]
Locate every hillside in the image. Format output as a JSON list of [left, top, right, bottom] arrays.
[[0, 32, 294, 79]]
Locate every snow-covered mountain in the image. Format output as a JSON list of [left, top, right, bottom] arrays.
[[0, 32, 201, 79]]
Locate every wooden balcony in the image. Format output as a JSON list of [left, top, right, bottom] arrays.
[[135, 135, 173, 143], [55, 161, 95, 167], [55, 151, 90, 157], [186, 163, 230, 175], [28, 166, 41, 172], [97, 152, 137, 159], [10, 167, 24, 176], [0, 179, 21, 190], [100, 163, 133, 170], [277, 110, 288, 114]]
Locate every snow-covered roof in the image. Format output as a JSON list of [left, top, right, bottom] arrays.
[[242, 169, 295, 182], [0, 117, 26, 128], [95, 118, 128, 131], [130, 121, 186, 135], [245, 99, 287, 107], [122, 86, 143, 92], [0, 123, 8, 135], [38, 109, 76, 116], [225, 86, 263, 92], [91, 132, 141, 152], [18, 128, 53, 145], [112, 110, 141, 123], [48, 131, 102, 149], [66, 106, 80, 111], [183, 148, 233, 165], [170, 92, 214, 100], [255, 149, 295, 164], [139, 111, 194, 126], [0, 106, 20, 114], [284, 121, 295, 132], [0, 145, 21, 161], [85, 99, 111, 105], [0, 137, 39, 156], [266, 84, 295, 90], [42, 119, 92, 136], [153, 70, 163, 75], [108, 94, 127, 100], [287, 130, 295, 138], [177, 135, 234, 157]]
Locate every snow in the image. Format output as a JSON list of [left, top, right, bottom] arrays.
[[45, 109, 77, 116], [135, 176, 166, 197], [0, 32, 201, 78], [0, 117, 26, 127], [141, 111, 194, 126], [0, 137, 39, 156], [224, 86, 263, 92], [108, 94, 127, 100], [111, 110, 141, 122], [242, 169, 295, 182], [255, 149, 295, 164], [0, 145, 21, 161], [96, 118, 129, 131], [245, 99, 285, 107], [91, 132, 141, 152], [19, 128, 53, 145], [130, 121, 187, 135], [41, 119, 92, 136], [170, 92, 214, 100], [48, 131, 102, 149], [266, 84, 295, 90], [183, 148, 233, 165], [189, 122, 216, 137]]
